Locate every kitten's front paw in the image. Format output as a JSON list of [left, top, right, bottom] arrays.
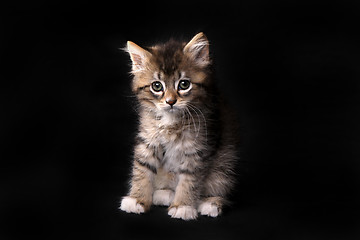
[[120, 196, 145, 214], [197, 201, 221, 217], [168, 205, 197, 220]]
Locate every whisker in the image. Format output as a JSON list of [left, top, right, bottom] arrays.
[[187, 103, 208, 143], [180, 108, 186, 128], [186, 104, 201, 138], [184, 106, 197, 134]]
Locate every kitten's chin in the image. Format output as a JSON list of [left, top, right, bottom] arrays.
[[157, 108, 182, 126]]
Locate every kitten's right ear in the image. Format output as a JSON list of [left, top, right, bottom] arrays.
[[183, 32, 210, 67], [126, 41, 151, 72]]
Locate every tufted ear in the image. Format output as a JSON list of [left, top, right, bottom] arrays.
[[126, 41, 151, 72], [183, 32, 210, 67]]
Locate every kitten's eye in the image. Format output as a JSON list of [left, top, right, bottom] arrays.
[[178, 80, 191, 90], [151, 81, 163, 92]]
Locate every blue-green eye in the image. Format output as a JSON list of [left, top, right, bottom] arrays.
[[152, 81, 163, 92], [178, 80, 190, 90]]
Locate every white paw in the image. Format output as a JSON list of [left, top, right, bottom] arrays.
[[197, 201, 220, 217], [119, 196, 144, 214], [153, 190, 174, 206], [168, 206, 198, 220]]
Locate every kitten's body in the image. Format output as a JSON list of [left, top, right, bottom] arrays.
[[120, 33, 239, 220]]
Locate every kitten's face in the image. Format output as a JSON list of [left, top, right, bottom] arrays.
[[146, 70, 195, 113], [126, 33, 210, 116]]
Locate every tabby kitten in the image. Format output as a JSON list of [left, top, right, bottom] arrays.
[[119, 32, 238, 220]]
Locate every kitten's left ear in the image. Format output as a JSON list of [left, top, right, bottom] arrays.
[[126, 41, 152, 72], [183, 32, 210, 67]]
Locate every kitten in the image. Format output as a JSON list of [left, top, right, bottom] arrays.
[[119, 32, 239, 220]]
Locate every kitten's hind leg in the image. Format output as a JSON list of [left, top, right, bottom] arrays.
[[153, 189, 175, 206], [153, 167, 177, 206], [197, 197, 224, 217]]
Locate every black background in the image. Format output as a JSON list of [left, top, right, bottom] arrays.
[[1, 1, 360, 239]]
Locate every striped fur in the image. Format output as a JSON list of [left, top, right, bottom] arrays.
[[120, 33, 239, 220]]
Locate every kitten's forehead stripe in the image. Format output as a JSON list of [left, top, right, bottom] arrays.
[[180, 71, 185, 79], [150, 40, 184, 75], [153, 72, 160, 80]]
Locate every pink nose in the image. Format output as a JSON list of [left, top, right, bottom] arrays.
[[166, 99, 177, 106]]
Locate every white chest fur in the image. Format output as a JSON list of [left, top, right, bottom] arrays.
[[159, 128, 195, 172], [140, 111, 200, 172]]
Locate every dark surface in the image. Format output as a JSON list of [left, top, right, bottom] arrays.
[[1, 1, 360, 239]]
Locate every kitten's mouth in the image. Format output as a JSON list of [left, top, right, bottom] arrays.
[[168, 107, 176, 112], [165, 106, 178, 113]]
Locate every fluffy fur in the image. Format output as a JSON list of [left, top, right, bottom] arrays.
[[120, 32, 239, 220]]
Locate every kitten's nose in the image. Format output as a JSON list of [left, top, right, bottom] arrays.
[[166, 99, 177, 106]]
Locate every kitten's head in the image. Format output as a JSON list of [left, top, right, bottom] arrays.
[[126, 33, 212, 116]]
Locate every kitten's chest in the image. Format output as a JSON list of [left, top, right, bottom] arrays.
[[144, 123, 195, 171], [142, 114, 188, 143], [159, 130, 194, 171]]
